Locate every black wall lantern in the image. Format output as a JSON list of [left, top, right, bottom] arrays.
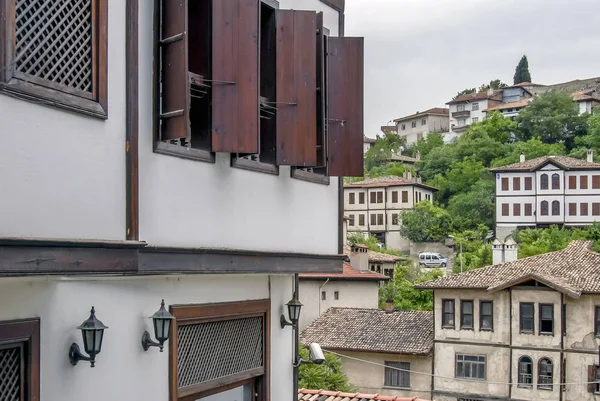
[[69, 306, 108, 368], [142, 299, 174, 352], [280, 292, 303, 328]]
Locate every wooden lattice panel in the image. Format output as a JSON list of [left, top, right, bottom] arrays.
[[177, 316, 264, 389], [15, 0, 94, 93], [0, 346, 21, 401]]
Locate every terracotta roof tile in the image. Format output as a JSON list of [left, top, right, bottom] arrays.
[[389, 154, 418, 163], [484, 98, 532, 112], [298, 389, 429, 401], [416, 240, 600, 297], [393, 107, 449, 123], [491, 155, 600, 172], [364, 136, 377, 143], [344, 176, 437, 191], [300, 308, 433, 355], [300, 262, 390, 281], [446, 90, 502, 105], [572, 89, 600, 102], [342, 245, 403, 263]]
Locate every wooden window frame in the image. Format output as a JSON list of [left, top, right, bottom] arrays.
[[455, 354, 486, 380], [540, 201, 549, 216], [593, 203, 600, 217], [479, 300, 493, 332], [525, 177, 533, 191], [539, 303, 554, 336], [334, 291, 339, 300], [502, 203, 509, 216], [513, 177, 520, 191], [524, 203, 532, 216], [377, 213, 384, 225], [501, 177, 509, 191], [593, 175, 600, 189], [358, 214, 364, 226], [569, 175, 577, 190], [594, 306, 600, 337], [581, 203, 589, 216], [169, 300, 270, 401], [581, 175, 589, 190], [540, 174, 549, 190], [392, 191, 398, 203], [392, 213, 398, 226], [537, 357, 553, 390], [349, 193, 355, 204], [348, 214, 354, 226], [513, 203, 521, 217], [401, 191, 408, 203], [551, 173, 560, 190], [321, 291, 326, 301], [519, 302, 534, 334], [517, 355, 533, 388], [442, 299, 455, 329], [370, 192, 376, 204], [569, 203, 577, 216], [370, 214, 376, 226], [460, 300, 474, 330], [358, 192, 365, 204], [551, 200, 560, 216], [0, 0, 108, 118], [0, 318, 40, 401], [384, 361, 410, 389], [377, 191, 383, 204]]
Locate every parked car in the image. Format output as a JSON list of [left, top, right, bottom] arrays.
[[419, 252, 447, 268]]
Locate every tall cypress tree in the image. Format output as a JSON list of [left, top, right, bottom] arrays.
[[513, 55, 532, 85]]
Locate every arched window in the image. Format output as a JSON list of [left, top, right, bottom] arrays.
[[541, 201, 549, 216], [540, 174, 549, 190], [518, 356, 533, 387], [552, 200, 560, 216], [538, 358, 553, 390], [552, 173, 560, 189]]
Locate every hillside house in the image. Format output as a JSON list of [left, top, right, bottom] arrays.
[[0, 0, 363, 400], [393, 108, 449, 146]]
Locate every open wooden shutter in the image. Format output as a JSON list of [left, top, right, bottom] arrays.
[[588, 365, 597, 393], [315, 13, 327, 167], [160, 0, 190, 141], [212, 0, 260, 153], [326, 37, 364, 177], [275, 10, 317, 166]]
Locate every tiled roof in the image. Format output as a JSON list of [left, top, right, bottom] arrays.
[[300, 308, 433, 355], [343, 245, 403, 263], [509, 82, 543, 88], [298, 389, 429, 401], [344, 176, 437, 191], [393, 107, 449, 123], [364, 136, 377, 143], [572, 89, 600, 102], [446, 90, 502, 105], [415, 241, 600, 298], [300, 262, 389, 282], [491, 155, 600, 172], [380, 126, 397, 134], [389, 154, 418, 164], [484, 98, 532, 112]]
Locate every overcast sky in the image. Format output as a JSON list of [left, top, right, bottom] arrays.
[[344, 0, 600, 139]]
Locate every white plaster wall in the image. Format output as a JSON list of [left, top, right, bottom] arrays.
[[565, 171, 600, 195], [564, 195, 600, 224], [536, 195, 566, 224], [0, 274, 294, 401], [138, 0, 339, 254], [511, 288, 562, 348], [385, 187, 420, 210], [495, 196, 536, 224], [337, 351, 432, 399], [367, 188, 386, 211], [386, 231, 410, 253], [433, 342, 510, 398], [495, 172, 536, 196], [434, 289, 510, 345], [344, 188, 368, 211], [368, 211, 386, 231], [448, 100, 488, 134], [565, 353, 600, 401], [537, 167, 565, 194], [565, 294, 600, 351], [298, 280, 380, 330], [0, 0, 127, 241]]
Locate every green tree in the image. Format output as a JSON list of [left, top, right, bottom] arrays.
[[572, 112, 600, 159], [364, 132, 405, 170], [409, 132, 445, 159], [445, 159, 488, 197], [513, 55, 532, 84], [491, 137, 566, 168], [453, 88, 476, 100], [346, 232, 407, 257], [447, 180, 495, 230], [379, 264, 444, 311], [516, 92, 588, 150], [399, 202, 452, 242], [417, 145, 457, 182], [478, 79, 508, 92], [298, 345, 356, 392]]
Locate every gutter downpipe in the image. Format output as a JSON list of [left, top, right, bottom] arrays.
[[318, 278, 330, 316]]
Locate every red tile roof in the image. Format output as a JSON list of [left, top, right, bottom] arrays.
[[300, 262, 389, 282], [491, 155, 600, 172], [344, 176, 437, 192], [364, 136, 377, 143], [298, 389, 430, 401], [446, 89, 502, 105], [393, 107, 449, 123], [572, 89, 600, 102], [380, 126, 397, 134], [484, 98, 532, 112]]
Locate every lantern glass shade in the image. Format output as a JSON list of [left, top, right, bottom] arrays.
[[151, 299, 174, 343], [286, 293, 303, 324], [76, 306, 108, 356]]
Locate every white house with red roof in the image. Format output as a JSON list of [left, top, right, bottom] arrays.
[[492, 153, 600, 239], [344, 175, 437, 252], [393, 108, 449, 146], [446, 88, 503, 139]]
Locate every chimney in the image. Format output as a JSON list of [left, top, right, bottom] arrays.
[[588, 149, 594, 163], [504, 238, 518, 263], [406, 170, 412, 181], [415, 151, 421, 161], [402, 171, 408, 179], [349, 244, 369, 272], [385, 299, 394, 314], [492, 239, 505, 265], [487, 87, 494, 96], [520, 153, 526, 163]]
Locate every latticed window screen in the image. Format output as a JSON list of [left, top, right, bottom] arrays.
[[14, 0, 94, 93], [0, 344, 23, 401], [177, 316, 264, 389]]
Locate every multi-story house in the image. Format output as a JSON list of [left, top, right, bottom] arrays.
[[446, 89, 502, 140], [416, 240, 600, 401], [492, 153, 600, 239], [484, 85, 533, 120], [344, 175, 437, 251], [301, 306, 433, 400], [365, 135, 377, 153], [0, 0, 363, 400], [393, 108, 449, 146], [298, 244, 389, 331]]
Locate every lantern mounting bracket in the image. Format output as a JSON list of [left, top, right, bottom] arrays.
[[69, 343, 94, 367], [141, 330, 162, 352], [280, 315, 293, 329]]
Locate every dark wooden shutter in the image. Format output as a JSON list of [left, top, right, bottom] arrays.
[[588, 365, 597, 393], [569, 176, 577, 189], [581, 175, 589, 189], [327, 37, 364, 177], [315, 13, 326, 167], [525, 177, 532, 190], [212, 0, 259, 153], [593, 175, 600, 189], [513, 177, 520, 190], [501, 177, 509, 191], [502, 204, 509, 216], [160, 0, 190, 141], [274, 10, 317, 165], [569, 203, 577, 216]]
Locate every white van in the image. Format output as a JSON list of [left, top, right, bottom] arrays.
[[419, 252, 447, 268]]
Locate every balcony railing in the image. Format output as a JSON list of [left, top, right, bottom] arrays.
[[452, 110, 471, 118]]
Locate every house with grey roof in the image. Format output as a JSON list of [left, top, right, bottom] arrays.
[[492, 153, 600, 239], [416, 240, 600, 401], [301, 307, 433, 400]]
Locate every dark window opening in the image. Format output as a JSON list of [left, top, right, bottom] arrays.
[[460, 300, 474, 329], [384, 362, 410, 388], [539, 304, 554, 335], [551, 173, 560, 189], [552, 200, 560, 216], [442, 299, 455, 328], [520, 302, 534, 333], [334, 291, 339, 300], [518, 356, 533, 387], [321, 291, 326, 300], [480, 301, 493, 331], [540, 201, 549, 216], [456, 354, 485, 380], [540, 174, 548, 190], [538, 358, 553, 390]]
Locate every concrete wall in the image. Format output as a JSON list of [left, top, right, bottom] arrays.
[[397, 114, 449, 146], [337, 350, 432, 400], [298, 280, 380, 331], [0, 274, 294, 401], [448, 100, 489, 135]]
